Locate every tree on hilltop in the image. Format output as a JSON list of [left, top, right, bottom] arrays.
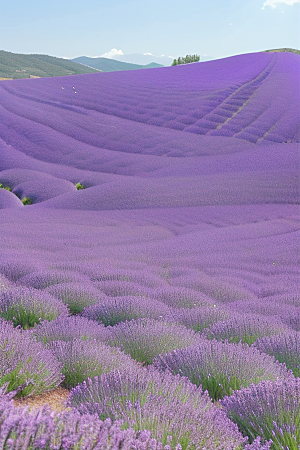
[[172, 54, 200, 65]]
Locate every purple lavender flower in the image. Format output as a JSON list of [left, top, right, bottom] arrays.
[[253, 331, 300, 377], [221, 377, 300, 448], [47, 338, 137, 388], [81, 295, 171, 326], [0, 286, 69, 328], [153, 337, 290, 400], [32, 315, 109, 344], [0, 318, 63, 396], [104, 318, 199, 365]]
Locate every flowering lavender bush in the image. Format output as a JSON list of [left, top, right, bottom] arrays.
[[0, 319, 63, 397], [153, 338, 290, 400], [69, 366, 210, 418], [228, 300, 300, 332], [0, 287, 69, 329], [89, 267, 166, 289], [94, 280, 152, 298], [0, 391, 171, 450], [47, 339, 137, 388], [253, 331, 300, 377], [165, 304, 232, 332], [17, 270, 88, 290], [221, 377, 300, 449], [0, 261, 36, 282], [32, 315, 109, 344], [151, 287, 215, 309], [45, 282, 107, 314], [105, 318, 198, 365], [203, 313, 288, 345], [69, 368, 246, 449], [81, 295, 171, 326]]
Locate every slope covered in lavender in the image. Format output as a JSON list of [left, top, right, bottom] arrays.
[[0, 52, 299, 448]]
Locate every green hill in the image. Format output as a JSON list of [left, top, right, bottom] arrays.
[[0, 50, 100, 80], [264, 48, 300, 55], [70, 56, 164, 72]]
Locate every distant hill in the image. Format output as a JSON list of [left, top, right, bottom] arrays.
[[264, 48, 300, 55], [70, 56, 164, 72], [0, 50, 100, 80]]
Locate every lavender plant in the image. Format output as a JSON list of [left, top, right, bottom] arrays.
[[47, 339, 137, 388], [69, 366, 211, 418], [0, 261, 35, 282], [81, 295, 171, 326], [153, 338, 290, 400], [0, 392, 172, 450], [69, 368, 246, 449], [94, 280, 152, 297], [105, 318, 199, 365], [229, 300, 300, 331], [253, 331, 300, 377], [151, 286, 214, 308], [203, 313, 288, 345], [45, 282, 107, 314], [0, 319, 63, 397], [165, 304, 232, 332], [0, 287, 69, 329], [32, 315, 109, 344], [221, 377, 300, 449], [17, 270, 88, 290]]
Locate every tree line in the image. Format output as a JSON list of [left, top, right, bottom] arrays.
[[172, 54, 200, 66]]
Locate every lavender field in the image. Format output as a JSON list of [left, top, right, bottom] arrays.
[[0, 51, 299, 449]]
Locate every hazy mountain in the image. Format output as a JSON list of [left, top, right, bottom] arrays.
[[0, 50, 100, 80], [110, 53, 173, 66], [70, 56, 163, 72]]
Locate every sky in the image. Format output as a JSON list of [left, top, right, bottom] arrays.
[[0, 0, 299, 62]]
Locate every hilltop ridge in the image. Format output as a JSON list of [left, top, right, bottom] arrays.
[[0, 50, 100, 80]]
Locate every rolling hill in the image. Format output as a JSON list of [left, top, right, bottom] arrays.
[[0, 51, 299, 445], [70, 56, 164, 72], [0, 50, 100, 80]]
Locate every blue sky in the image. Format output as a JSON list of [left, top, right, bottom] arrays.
[[0, 0, 299, 61]]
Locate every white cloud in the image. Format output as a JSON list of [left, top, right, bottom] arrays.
[[100, 48, 124, 58], [262, 0, 300, 9], [143, 52, 154, 56]]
